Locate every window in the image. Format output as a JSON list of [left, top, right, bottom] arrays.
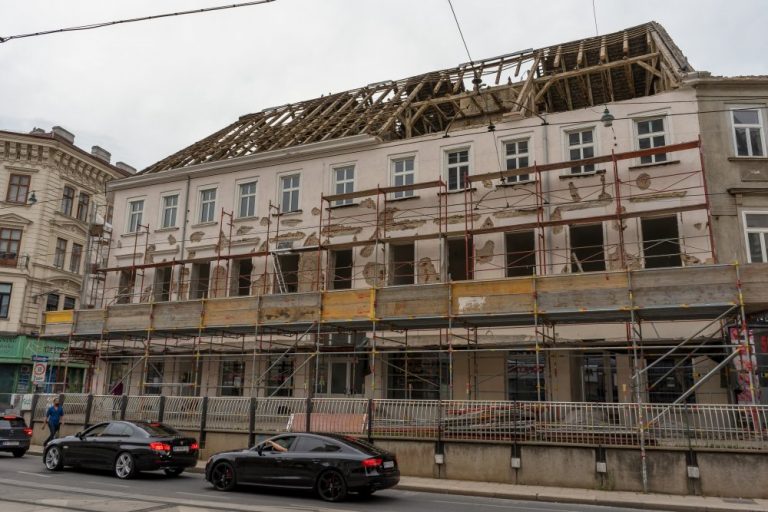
[[317, 355, 367, 396], [280, 174, 300, 213], [294, 437, 341, 453], [0, 228, 22, 266], [46, 293, 60, 312], [221, 360, 245, 396], [0, 283, 11, 318], [333, 166, 355, 206], [53, 238, 67, 269], [569, 224, 605, 272], [117, 269, 136, 304], [392, 157, 415, 198], [101, 422, 133, 437], [641, 216, 681, 268], [190, 263, 210, 299], [76, 192, 90, 222], [6, 174, 30, 203], [387, 353, 448, 399], [63, 296, 76, 310], [446, 149, 470, 191], [330, 249, 353, 289], [274, 254, 299, 293], [503, 139, 531, 183], [582, 353, 617, 402], [732, 108, 765, 157], [505, 231, 536, 277], [127, 199, 144, 233], [70, 243, 83, 273], [161, 194, 178, 228], [745, 212, 768, 263], [61, 186, 75, 216], [636, 117, 667, 164], [567, 129, 596, 174], [238, 181, 257, 218], [145, 361, 164, 395], [389, 243, 414, 285], [647, 356, 695, 404], [199, 188, 217, 223], [153, 266, 173, 302], [507, 352, 545, 401], [231, 258, 253, 296], [266, 355, 293, 396], [447, 237, 473, 281]]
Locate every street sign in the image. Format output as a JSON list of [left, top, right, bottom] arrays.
[[32, 360, 47, 384]]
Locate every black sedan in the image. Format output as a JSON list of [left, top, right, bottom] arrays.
[[43, 421, 199, 479], [205, 433, 399, 502], [0, 415, 32, 457]]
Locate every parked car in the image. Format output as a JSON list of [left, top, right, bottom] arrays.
[[43, 420, 199, 479], [205, 433, 399, 502], [0, 415, 32, 457]]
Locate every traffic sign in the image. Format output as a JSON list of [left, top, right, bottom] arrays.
[[32, 361, 47, 383]]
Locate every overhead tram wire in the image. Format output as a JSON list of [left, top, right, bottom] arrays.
[[0, 0, 276, 44], [446, 0, 475, 65]]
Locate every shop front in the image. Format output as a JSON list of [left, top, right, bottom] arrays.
[[0, 336, 87, 395]]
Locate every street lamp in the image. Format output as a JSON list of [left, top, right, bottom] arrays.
[[27, 191, 37, 205]]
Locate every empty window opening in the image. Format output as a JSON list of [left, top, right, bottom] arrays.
[[389, 243, 415, 285], [505, 231, 536, 277], [274, 253, 299, 293], [330, 249, 353, 290], [117, 269, 136, 304], [641, 216, 681, 268], [153, 266, 173, 302], [190, 263, 210, 299], [570, 224, 605, 272], [581, 353, 618, 403], [447, 237, 473, 281], [231, 258, 253, 296]]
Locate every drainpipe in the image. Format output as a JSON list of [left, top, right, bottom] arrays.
[[176, 176, 192, 295]]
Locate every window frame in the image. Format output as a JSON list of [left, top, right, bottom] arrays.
[[0, 228, 22, 267], [53, 238, 68, 269], [160, 192, 180, 229], [63, 296, 76, 310], [279, 173, 301, 214], [61, 185, 75, 216], [126, 198, 145, 234], [634, 115, 669, 164], [46, 293, 60, 312], [0, 283, 11, 319], [76, 192, 91, 222], [70, 242, 83, 274], [236, 179, 258, 219], [331, 165, 355, 206], [743, 210, 768, 263], [444, 147, 471, 191], [501, 137, 533, 183], [731, 105, 766, 158], [198, 187, 217, 224], [564, 126, 597, 175], [390, 155, 416, 199], [6, 174, 31, 204]]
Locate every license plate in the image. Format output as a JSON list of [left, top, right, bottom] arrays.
[[173, 446, 189, 453], [383, 460, 394, 469], [3, 441, 19, 446]]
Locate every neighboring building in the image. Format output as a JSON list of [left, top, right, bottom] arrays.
[[44, 23, 768, 406], [0, 127, 131, 398]]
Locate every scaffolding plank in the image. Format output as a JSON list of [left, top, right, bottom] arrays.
[[73, 309, 106, 336], [452, 279, 534, 315], [259, 293, 320, 325], [154, 301, 203, 331], [537, 272, 630, 312], [740, 264, 768, 311], [205, 296, 260, 328], [376, 285, 449, 319], [322, 290, 372, 322], [632, 266, 737, 309], [106, 304, 152, 332]]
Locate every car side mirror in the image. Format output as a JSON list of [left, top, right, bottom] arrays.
[[75, 432, 83, 439], [257, 445, 263, 456]]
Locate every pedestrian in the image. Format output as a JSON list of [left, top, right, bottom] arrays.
[[44, 397, 64, 446]]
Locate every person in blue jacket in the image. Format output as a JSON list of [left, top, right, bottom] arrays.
[[44, 397, 64, 446]]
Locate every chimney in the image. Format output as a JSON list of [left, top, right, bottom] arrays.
[[51, 126, 75, 145], [91, 146, 111, 163], [115, 162, 137, 174]]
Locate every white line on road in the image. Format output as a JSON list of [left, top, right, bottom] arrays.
[[17, 471, 51, 478], [87, 480, 129, 488], [176, 491, 231, 500]]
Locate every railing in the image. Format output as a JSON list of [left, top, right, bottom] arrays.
[[28, 394, 768, 452]]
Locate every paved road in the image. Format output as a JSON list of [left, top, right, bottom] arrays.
[[0, 452, 669, 512]]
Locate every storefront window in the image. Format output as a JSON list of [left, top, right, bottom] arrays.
[[386, 353, 448, 399], [507, 352, 545, 401], [266, 356, 293, 396], [221, 360, 245, 396]]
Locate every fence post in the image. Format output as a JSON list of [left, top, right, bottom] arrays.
[[248, 397, 257, 447], [305, 395, 312, 433], [30, 394, 40, 427], [367, 398, 374, 442], [120, 395, 128, 420], [158, 395, 166, 423], [199, 396, 209, 449], [84, 394, 93, 428]]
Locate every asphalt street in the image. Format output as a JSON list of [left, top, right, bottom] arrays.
[[0, 452, 670, 512]]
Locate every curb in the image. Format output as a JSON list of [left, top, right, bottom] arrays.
[[25, 449, 765, 512]]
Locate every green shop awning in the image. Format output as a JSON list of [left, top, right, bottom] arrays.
[[0, 336, 89, 368]]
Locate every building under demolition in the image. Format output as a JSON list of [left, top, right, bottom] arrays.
[[41, 22, 768, 408]]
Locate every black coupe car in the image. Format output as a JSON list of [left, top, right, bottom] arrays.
[[205, 433, 399, 501], [43, 420, 198, 479], [0, 415, 32, 457]]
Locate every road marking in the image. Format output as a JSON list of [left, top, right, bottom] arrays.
[[87, 480, 129, 488], [176, 491, 230, 500], [17, 471, 51, 478]]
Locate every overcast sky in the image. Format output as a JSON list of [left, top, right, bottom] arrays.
[[1, 0, 766, 170]]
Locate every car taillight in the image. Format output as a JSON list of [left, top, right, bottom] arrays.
[[149, 442, 171, 452], [362, 457, 382, 468], [23, 428, 32, 437], [190, 442, 199, 451]]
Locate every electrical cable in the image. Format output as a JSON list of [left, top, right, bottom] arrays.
[[446, 0, 474, 64], [591, 0, 599, 36], [0, 0, 276, 44]]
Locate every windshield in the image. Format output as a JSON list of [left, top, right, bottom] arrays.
[[0, 418, 25, 429], [135, 422, 179, 437]]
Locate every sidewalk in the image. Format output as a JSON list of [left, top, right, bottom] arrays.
[[28, 444, 768, 512]]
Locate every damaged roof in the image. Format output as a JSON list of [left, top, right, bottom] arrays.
[[143, 21, 692, 174]]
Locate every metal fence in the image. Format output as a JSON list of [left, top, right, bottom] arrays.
[[26, 394, 768, 452]]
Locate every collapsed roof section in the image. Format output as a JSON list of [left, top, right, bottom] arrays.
[[143, 21, 692, 174]]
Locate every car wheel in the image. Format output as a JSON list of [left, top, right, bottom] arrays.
[[164, 467, 184, 477], [114, 452, 137, 480], [316, 470, 347, 502], [11, 449, 27, 458], [210, 461, 236, 491], [44, 446, 63, 471]]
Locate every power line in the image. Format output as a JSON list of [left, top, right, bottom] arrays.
[[0, 0, 276, 44], [446, 0, 474, 64], [591, 0, 599, 36]]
